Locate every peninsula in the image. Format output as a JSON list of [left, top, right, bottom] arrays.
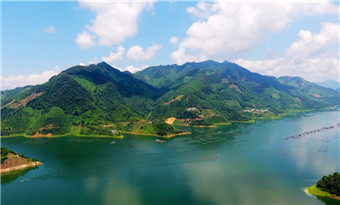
[[1, 147, 42, 174], [306, 172, 340, 201]]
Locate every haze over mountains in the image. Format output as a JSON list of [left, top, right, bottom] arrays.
[[1, 60, 339, 137], [314, 79, 340, 91]]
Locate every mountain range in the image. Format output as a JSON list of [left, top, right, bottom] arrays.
[[314, 79, 340, 90], [1, 60, 339, 137]]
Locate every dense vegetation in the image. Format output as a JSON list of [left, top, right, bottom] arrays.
[[316, 172, 340, 196], [1, 147, 37, 164], [1, 60, 339, 137]]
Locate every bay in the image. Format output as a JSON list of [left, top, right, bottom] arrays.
[[1, 110, 339, 204]]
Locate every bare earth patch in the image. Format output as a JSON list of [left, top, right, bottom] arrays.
[[31, 132, 53, 138], [229, 84, 241, 93], [1, 153, 42, 174], [8, 92, 43, 108], [311, 93, 322, 98], [165, 117, 177, 125]]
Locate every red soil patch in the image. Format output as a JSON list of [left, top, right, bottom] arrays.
[[1, 156, 28, 169], [31, 132, 52, 138], [311, 93, 322, 98], [9, 92, 43, 108]]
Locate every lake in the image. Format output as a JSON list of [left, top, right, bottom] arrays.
[[1, 110, 339, 205]]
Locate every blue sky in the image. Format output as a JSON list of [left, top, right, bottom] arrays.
[[1, 1, 339, 90]]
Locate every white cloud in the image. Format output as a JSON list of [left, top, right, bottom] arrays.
[[286, 22, 339, 59], [75, 31, 95, 50], [234, 22, 340, 82], [171, 1, 338, 64], [124, 65, 143, 73], [186, 1, 216, 19], [79, 62, 85, 66], [170, 48, 207, 65], [89, 58, 98, 65], [127, 44, 162, 61], [43, 25, 56, 33], [108, 64, 147, 73], [76, 1, 153, 49], [1, 66, 66, 90], [102, 46, 126, 63], [169, 36, 179, 44]]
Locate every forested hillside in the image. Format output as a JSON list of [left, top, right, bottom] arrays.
[[1, 60, 339, 137]]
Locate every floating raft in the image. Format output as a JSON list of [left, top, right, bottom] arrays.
[[282, 123, 340, 140]]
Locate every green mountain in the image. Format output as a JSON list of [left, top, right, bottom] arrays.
[[1, 62, 177, 137], [314, 79, 340, 90], [136, 60, 339, 124], [1, 60, 339, 137]]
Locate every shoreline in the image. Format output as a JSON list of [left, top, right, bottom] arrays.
[[121, 131, 192, 138], [1, 161, 42, 174], [306, 185, 340, 201], [160, 131, 192, 138], [1, 133, 124, 139], [175, 123, 217, 128], [1, 131, 192, 139], [2, 108, 337, 139]]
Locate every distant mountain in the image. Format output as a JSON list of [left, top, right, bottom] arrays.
[[1, 85, 34, 103], [1, 60, 339, 137], [136, 61, 339, 120], [314, 79, 340, 90]]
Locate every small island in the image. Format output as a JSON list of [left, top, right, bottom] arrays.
[[306, 172, 340, 200], [1, 147, 42, 174]]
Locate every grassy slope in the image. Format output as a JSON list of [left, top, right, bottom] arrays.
[[308, 185, 333, 197], [307, 184, 340, 201]]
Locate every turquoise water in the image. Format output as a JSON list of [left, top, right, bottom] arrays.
[[1, 110, 339, 204]]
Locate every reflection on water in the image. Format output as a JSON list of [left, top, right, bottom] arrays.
[[316, 196, 340, 205], [1, 110, 339, 204], [1, 167, 39, 185]]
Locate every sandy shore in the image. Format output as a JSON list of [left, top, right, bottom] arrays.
[[122, 131, 191, 138], [161, 132, 192, 138], [1, 161, 42, 174]]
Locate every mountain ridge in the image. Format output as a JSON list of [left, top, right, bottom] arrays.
[[314, 79, 340, 90], [1, 60, 339, 137]]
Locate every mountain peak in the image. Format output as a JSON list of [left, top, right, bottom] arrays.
[[314, 79, 340, 90], [97, 61, 110, 67]]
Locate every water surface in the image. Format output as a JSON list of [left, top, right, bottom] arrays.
[[1, 110, 339, 204]]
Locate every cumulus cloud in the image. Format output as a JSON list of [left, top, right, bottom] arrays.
[[127, 44, 162, 61], [171, 1, 338, 64], [76, 1, 153, 49], [1, 66, 66, 90], [234, 22, 340, 82], [171, 48, 207, 65], [286, 22, 339, 59], [169, 36, 179, 44], [75, 31, 95, 50], [43, 25, 56, 33], [102, 46, 126, 63]]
